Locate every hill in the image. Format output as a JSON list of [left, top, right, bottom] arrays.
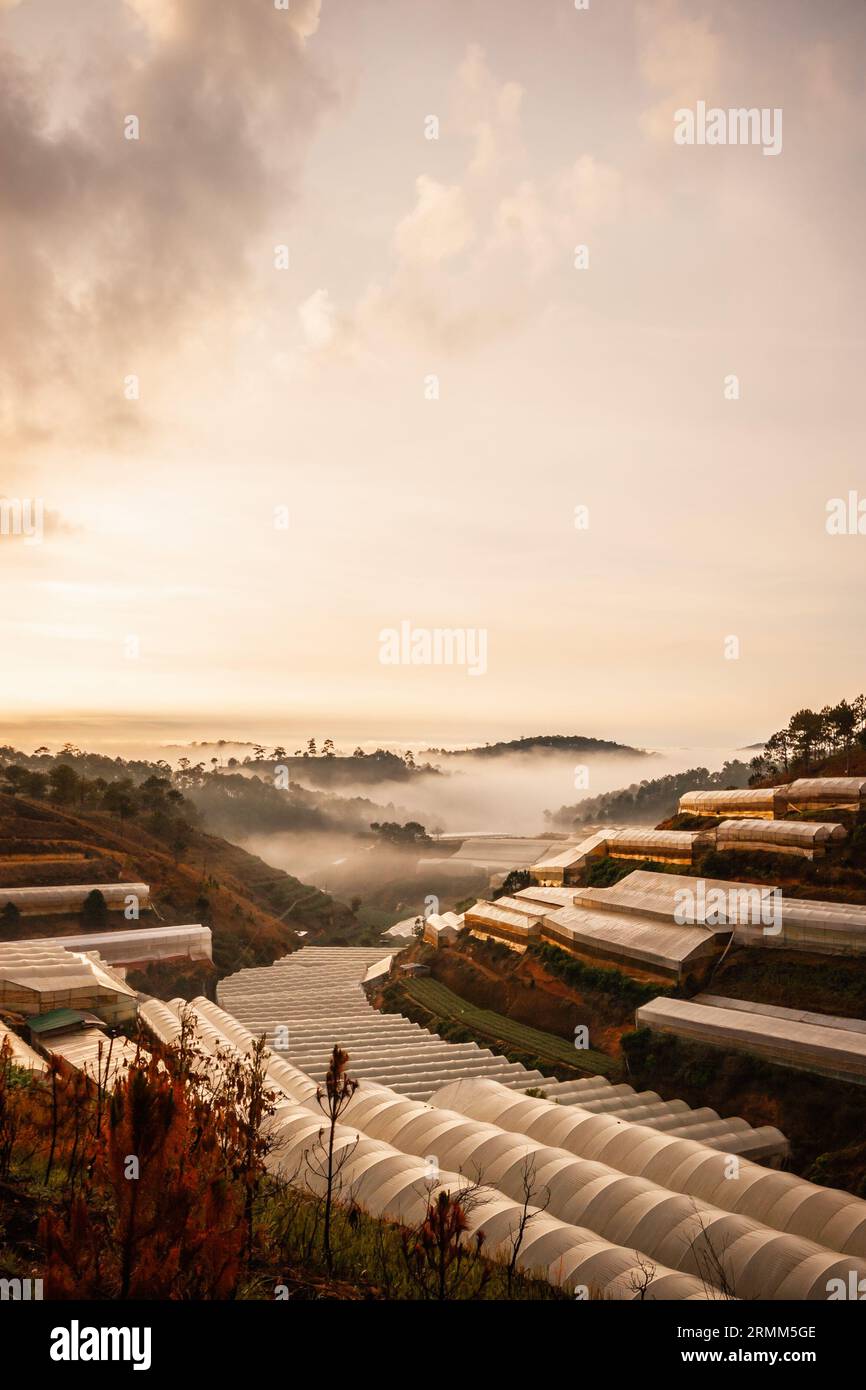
[[547, 760, 751, 829], [0, 790, 361, 991], [436, 734, 651, 758]]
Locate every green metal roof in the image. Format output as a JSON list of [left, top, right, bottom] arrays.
[[26, 1008, 88, 1035]]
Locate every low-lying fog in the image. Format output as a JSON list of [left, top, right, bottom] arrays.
[[234, 744, 745, 894]]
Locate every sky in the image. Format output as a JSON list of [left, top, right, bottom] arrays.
[[1, 0, 864, 755]]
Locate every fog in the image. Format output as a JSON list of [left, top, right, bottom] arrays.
[[236, 743, 746, 901], [279, 745, 746, 838]]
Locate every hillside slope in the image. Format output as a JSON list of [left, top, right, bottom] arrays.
[[0, 792, 357, 985]]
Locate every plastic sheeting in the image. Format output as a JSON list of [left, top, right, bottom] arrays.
[[679, 789, 777, 818], [0, 882, 150, 916], [140, 995, 706, 1299], [0, 940, 138, 1022], [0, 1023, 48, 1072], [569, 870, 866, 957], [47, 1028, 143, 1087], [23, 924, 212, 966], [429, 1077, 866, 1266], [214, 947, 787, 1158], [716, 819, 846, 858], [637, 995, 866, 1086], [339, 1081, 865, 1300]]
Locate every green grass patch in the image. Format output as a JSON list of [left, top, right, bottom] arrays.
[[388, 975, 619, 1079], [529, 941, 672, 1009]]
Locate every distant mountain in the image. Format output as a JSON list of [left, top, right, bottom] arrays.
[[437, 734, 652, 758]]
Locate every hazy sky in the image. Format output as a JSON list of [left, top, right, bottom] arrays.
[[1, 0, 864, 753]]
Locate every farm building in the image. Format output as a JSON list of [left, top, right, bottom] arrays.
[[636, 994, 866, 1087], [463, 900, 541, 948], [538, 900, 728, 981], [678, 788, 778, 818], [45, 1026, 144, 1087], [604, 828, 709, 864], [432, 1076, 866, 1275], [422, 911, 462, 948], [465, 863, 866, 972], [715, 818, 847, 859], [362, 954, 395, 988], [779, 777, 866, 812], [734, 893, 866, 954], [0, 940, 138, 1024], [214, 947, 784, 1148], [679, 776, 866, 821], [0, 882, 150, 918], [24, 944, 866, 1301]]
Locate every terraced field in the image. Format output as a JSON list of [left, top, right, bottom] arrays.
[[396, 975, 620, 1078]]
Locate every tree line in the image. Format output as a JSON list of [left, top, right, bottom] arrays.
[[751, 695, 866, 779]]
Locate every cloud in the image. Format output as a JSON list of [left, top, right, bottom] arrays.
[[299, 45, 624, 359], [0, 0, 334, 446], [453, 43, 524, 179], [299, 288, 338, 349], [637, 0, 722, 142], [393, 177, 475, 264]]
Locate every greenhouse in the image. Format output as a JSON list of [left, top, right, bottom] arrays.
[[47, 1027, 144, 1087], [679, 788, 779, 818], [636, 995, 866, 1086], [430, 1077, 866, 1263], [779, 777, 866, 811], [604, 828, 708, 864], [532, 828, 705, 885], [340, 1080, 865, 1300], [539, 901, 726, 981], [715, 818, 847, 859], [0, 940, 138, 1023], [422, 911, 462, 948], [531, 832, 609, 885], [22, 924, 212, 967], [463, 900, 541, 946], [0, 882, 150, 917], [0, 1022, 47, 1072], [461, 873, 733, 981], [579, 868, 866, 956], [138, 995, 711, 1299], [137, 992, 816, 1299], [424, 837, 563, 877]]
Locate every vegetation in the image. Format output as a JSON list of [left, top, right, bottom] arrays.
[[529, 941, 672, 1009], [0, 785, 359, 976], [368, 820, 432, 848], [380, 975, 619, 1078], [435, 734, 650, 758], [547, 761, 751, 829], [583, 855, 684, 888], [0, 1032, 561, 1301], [754, 694, 866, 780]]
